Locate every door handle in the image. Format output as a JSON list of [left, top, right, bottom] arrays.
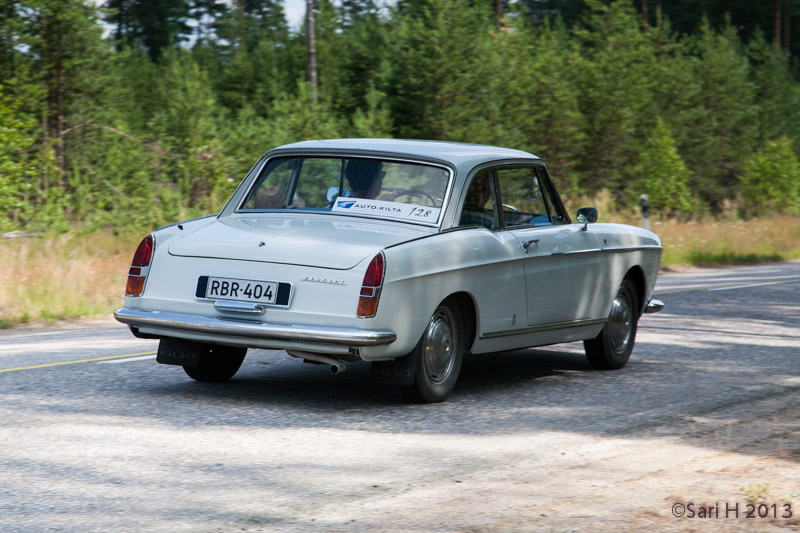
[[522, 239, 540, 252]]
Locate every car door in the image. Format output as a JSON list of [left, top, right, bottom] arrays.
[[455, 168, 530, 338], [495, 165, 605, 328]]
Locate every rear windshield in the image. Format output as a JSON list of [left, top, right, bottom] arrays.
[[239, 156, 451, 225]]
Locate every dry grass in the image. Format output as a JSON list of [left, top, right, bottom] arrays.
[[653, 216, 800, 266], [564, 191, 800, 266], [0, 232, 139, 328], [1, 216, 799, 328]]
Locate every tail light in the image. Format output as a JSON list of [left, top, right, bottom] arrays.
[[357, 252, 385, 318], [126, 234, 154, 296]]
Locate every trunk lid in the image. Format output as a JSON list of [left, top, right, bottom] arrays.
[[167, 214, 432, 270]]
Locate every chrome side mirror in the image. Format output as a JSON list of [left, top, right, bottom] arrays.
[[576, 207, 598, 231]]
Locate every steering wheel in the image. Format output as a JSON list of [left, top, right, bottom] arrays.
[[392, 189, 437, 206]]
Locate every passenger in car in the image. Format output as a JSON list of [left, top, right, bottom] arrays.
[[253, 186, 287, 209], [460, 171, 495, 229], [345, 159, 386, 199]]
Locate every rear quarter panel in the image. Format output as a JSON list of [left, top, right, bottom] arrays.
[[359, 228, 528, 359]]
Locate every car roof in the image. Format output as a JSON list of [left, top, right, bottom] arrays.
[[269, 138, 541, 169]]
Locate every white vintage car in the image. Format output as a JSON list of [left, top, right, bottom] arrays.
[[115, 139, 664, 402]]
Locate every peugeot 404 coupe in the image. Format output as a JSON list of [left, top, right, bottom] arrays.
[[115, 139, 664, 402]]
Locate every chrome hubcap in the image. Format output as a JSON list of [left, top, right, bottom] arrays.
[[423, 308, 457, 385], [608, 288, 633, 354]]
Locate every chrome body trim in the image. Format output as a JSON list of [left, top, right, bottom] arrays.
[[114, 307, 397, 347], [644, 298, 665, 314], [550, 248, 603, 256], [603, 245, 664, 253], [481, 318, 608, 339], [550, 245, 662, 257]]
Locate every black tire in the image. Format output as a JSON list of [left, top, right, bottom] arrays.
[[402, 299, 464, 403], [183, 344, 247, 382], [584, 279, 639, 370]]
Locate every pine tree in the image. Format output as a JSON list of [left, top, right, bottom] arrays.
[[383, 0, 493, 139], [572, 0, 660, 194], [748, 33, 800, 144], [637, 117, 694, 216], [0, 91, 35, 231], [107, 0, 191, 59], [740, 137, 800, 216], [681, 19, 758, 208]]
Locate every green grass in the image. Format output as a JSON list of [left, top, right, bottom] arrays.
[[687, 250, 785, 266]]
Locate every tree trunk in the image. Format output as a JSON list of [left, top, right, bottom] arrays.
[[114, 0, 125, 44], [784, 10, 791, 56], [642, 0, 648, 31], [495, 0, 502, 28], [238, 0, 246, 47], [56, 17, 65, 179], [41, 79, 48, 153], [775, 0, 782, 55], [306, 0, 317, 102]]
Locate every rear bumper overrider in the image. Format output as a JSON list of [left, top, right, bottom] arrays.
[[114, 307, 397, 355]]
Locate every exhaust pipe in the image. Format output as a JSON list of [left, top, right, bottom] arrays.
[[287, 350, 346, 374]]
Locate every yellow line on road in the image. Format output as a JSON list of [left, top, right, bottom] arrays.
[[0, 352, 157, 374]]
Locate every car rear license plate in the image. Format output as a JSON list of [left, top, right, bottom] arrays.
[[205, 276, 278, 304]]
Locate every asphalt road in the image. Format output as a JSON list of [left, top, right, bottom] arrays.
[[1, 261, 798, 532]]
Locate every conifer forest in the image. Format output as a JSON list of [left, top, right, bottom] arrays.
[[3, 0, 800, 233]]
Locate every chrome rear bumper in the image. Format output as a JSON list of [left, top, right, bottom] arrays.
[[114, 307, 397, 354]]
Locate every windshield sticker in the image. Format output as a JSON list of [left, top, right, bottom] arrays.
[[332, 198, 441, 224]]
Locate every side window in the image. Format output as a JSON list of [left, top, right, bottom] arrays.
[[459, 169, 497, 229], [496, 167, 552, 227], [535, 167, 568, 223], [242, 158, 294, 209]]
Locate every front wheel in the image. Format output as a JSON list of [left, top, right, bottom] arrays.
[[402, 300, 464, 403], [584, 279, 639, 370], [183, 344, 247, 382]]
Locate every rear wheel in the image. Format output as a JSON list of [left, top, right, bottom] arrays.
[[402, 299, 464, 403], [584, 279, 638, 370], [183, 345, 247, 382]]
